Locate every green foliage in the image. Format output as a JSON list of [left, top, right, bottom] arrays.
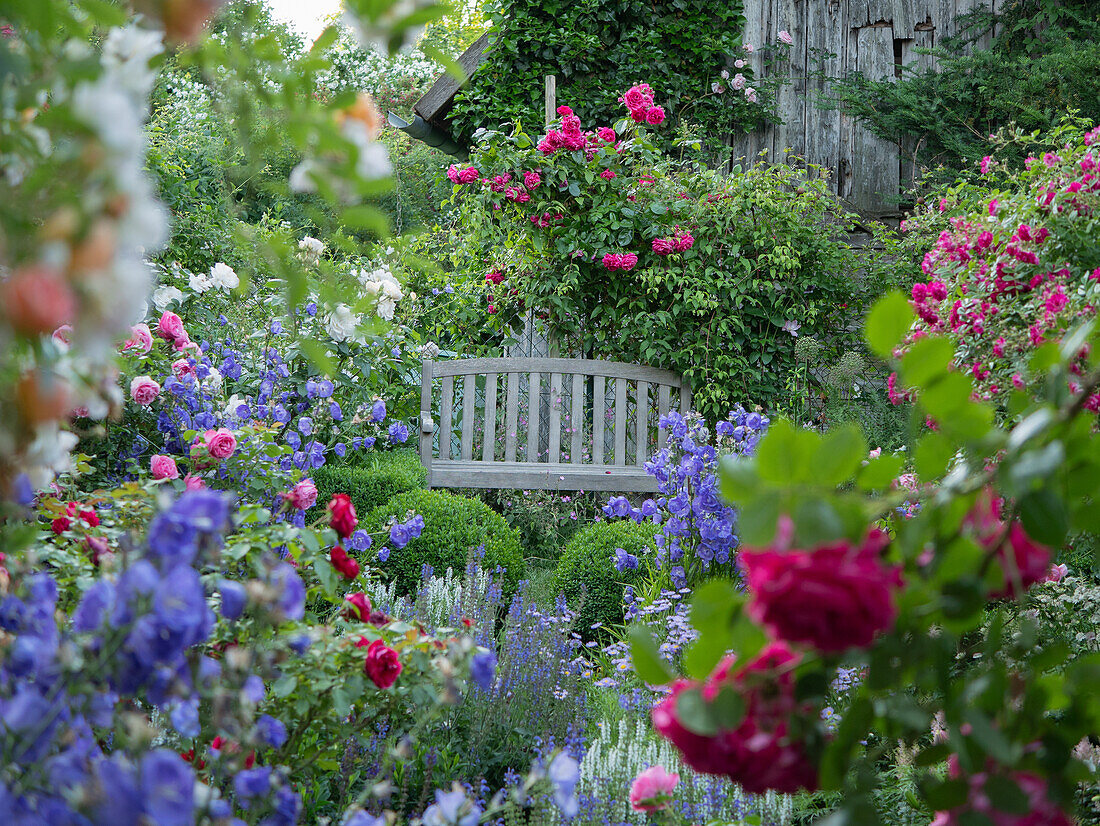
[[362, 489, 525, 596], [833, 0, 1100, 175], [312, 449, 427, 518], [449, 0, 773, 159], [551, 519, 658, 638], [455, 116, 861, 419]]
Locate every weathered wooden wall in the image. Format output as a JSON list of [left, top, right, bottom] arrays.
[[731, 0, 1002, 218]]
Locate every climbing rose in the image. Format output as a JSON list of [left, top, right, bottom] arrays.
[[742, 524, 902, 652], [652, 642, 818, 794], [778, 29, 793, 44], [343, 592, 372, 621], [330, 545, 360, 580], [327, 493, 358, 538], [363, 638, 402, 688], [129, 376, 161, 406], [597, 127, 616, 142], [645, 106, 666, 125], [202, 428, 237, 460], [184, 474, 205, 491], [652, 237, 676, 255], [629, 765, 679, 812], [675, 232, 694, 251], [620, 252, 639, 271], [602, 253, 623, 271], [523, 171, 541, 189], [150, 454, 179, 480], [284, 479, 318, 510]]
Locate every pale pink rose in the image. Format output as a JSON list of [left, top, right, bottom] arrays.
[[202, 428, 237, 460], [778, 30, 793, 45], [743, 43, 754, 53], [1047, 563, 1069, 583], [731, 73, 746, 90], [868, 448, 882, 459], [53, 325, 73, 345], [151, 454, 179, 480], [745, 88, 758, 103], [630, 765, 679, 812], [157, 311, 186, 344], [124, 323, 153, 353], [183, 474, 205, 491], [284, 479, 318, 510], [129, 376, 161, 406], [172, 358, 196, 381]]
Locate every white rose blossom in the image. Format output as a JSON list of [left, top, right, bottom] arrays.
[[325, 304, 361, 342], [209, 262, 239, 290], [152, 285, 184, 310]]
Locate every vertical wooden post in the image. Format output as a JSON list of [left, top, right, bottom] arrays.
[[544, 74, 556, 128]]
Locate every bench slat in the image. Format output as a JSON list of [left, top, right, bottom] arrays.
[[657, 384, 671, 442], [636, 380, 649, 466], [482, 372, 497, 462], [548, 372, 562, 463], [431, 357, 684, 386], [527, 371, 540, 462], [593, 375, 605, 465], [680, 381, 692, 413], [570, 373, 583, 463], [504, 372, 519, 462], [614, 378, 627, 466], [460, 374, 475, 460], [439, 375, 453, 461]]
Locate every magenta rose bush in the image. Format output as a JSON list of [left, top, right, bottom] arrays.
[[891, 122, 1100, 411], [451, 85, 862, 417]]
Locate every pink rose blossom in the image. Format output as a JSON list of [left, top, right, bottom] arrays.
[[157, 311, 186, 345], [597, 126, 616, 142], [124, 323, 153, 353], [523, 171, 541, 189], [619, 253, 639, 271], [675, 232, 694, 251], [285, 479, 319, 510], [980, 155, 992, 174], [53, 325, 73, 345], [1046, 563, 1069, 583], [731, 73, 746, 90], [645, 106, 665, 126], [602, 253, 623, 271], [129, 376, 161, 406], [652, 237, 676, 255], [184, 474, 205, 490], [778, 30, 793, 45], [965, 492, 1053, 599], [150, 454, 179, 480], [744, 88, 758, 103], [988, 198, 999, 215], [743, 43, 754, 53], [629, 765, 679, 812], [202, 428, 237, 460], [172, 358, 195, 381], [929, 757, 1072, 826], [600, 168, 616, 180]]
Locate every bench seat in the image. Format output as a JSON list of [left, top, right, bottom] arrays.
[[429, 460, 658, 492]]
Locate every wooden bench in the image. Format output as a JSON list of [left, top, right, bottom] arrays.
[[418, 358, 691, 492]]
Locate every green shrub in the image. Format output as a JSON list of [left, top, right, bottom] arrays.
[[312, 449, 427, 517], [551, 520, 658, 638], [361, 490, 525, 597]]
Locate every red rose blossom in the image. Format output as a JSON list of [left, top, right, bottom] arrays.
[[652, 641, 818, 794], [363, 638, 402, 688], [343, 592, 372, 621], [329, 545, 360, 580], [742, 526, 902, 652], [327, 493, 358, 538]]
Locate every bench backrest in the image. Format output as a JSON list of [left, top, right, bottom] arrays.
[[419, 358, 690, 489]]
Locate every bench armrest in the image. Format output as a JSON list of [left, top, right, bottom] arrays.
[[420, 413, 435, 434]]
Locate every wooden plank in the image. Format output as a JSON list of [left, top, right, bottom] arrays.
[[460, 374, 475, 460], [482, 372, 497, 462], [431, 460, 659, 493], [544, 75, 556, 128], [570, 373, 583, 463], [548, 372, 562, 463], [420, 360, 434, 486], [849, 25, 901, 216], [614, 378, 627, 466], [413, 31, 491, 124], [527, 372, 540, 462], [439, 375, 453, 461], [593, 375, 605, 465], [431, 357, 683, 386], [635, 381, 649, 467], [504, 372, 519, 462]]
